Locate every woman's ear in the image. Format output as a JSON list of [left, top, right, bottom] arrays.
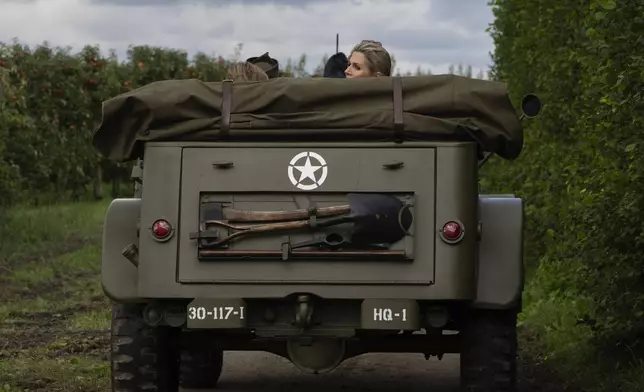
[[375, 72, 383, 77]]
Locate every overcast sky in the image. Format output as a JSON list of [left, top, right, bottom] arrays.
[[0, 0, 495, 75]]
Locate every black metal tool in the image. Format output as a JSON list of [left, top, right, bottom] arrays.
[[288, 232, 390, 251]]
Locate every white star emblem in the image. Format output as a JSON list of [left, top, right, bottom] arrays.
[[295, 156, 322, 183], [287, 152, 328, 190]]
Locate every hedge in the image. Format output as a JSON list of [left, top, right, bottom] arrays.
[[483, 0, 644, 381]]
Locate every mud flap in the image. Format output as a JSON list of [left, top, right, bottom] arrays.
[[473, 196, 524, 310], [101, 198, 140, 302]]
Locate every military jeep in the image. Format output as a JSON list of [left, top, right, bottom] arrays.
[[95, 75, 540, 392]]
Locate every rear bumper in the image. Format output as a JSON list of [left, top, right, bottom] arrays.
[[140, 296, 465, 340]]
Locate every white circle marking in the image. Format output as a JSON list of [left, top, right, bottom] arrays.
[[287, 151, 328, 190]]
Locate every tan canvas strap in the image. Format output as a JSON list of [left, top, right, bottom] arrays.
[[392, 77, 404, 141], [221, 79, 233, 137]]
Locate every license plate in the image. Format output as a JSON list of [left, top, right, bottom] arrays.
[[186, 298, 247, 329], [360, 299, 420, 330]]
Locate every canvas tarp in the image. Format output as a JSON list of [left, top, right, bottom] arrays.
[[92, 74, 524, 162]]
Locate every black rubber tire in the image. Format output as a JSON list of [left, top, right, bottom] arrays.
[[110, 303, 180, 392], [179, 342, 224, 389], [460, 308, 518, 392]]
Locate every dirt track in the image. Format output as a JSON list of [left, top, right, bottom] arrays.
[[183, 350, 567, 392], [190, 351, 460, 392]]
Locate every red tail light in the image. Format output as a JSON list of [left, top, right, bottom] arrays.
[[440, 220, 464, 243], [151, 219, 172, 240]]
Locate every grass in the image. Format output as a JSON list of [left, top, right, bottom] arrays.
[[0, 245, 106, 320], [0, 353, 109, 392], [519, 260, 644, 392], [0, 200, 109, 267], [0, 198, 111, 392], [69, 308, 112, 330]]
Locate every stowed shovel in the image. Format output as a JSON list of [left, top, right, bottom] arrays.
[[219, 193, 409, 223], [200, 193, 413, 247], [221, 204, 351, 222]]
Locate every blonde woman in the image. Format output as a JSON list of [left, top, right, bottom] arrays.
[[226, 62, 269, 81], [344, 40, 392, 78]]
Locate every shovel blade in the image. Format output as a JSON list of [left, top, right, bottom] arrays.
[[347, 193, 413, 244]]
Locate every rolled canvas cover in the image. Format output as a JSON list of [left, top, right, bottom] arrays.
[[92, 74, 523, 162]]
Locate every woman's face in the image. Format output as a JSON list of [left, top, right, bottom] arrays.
[[345, 52, 373, 78]]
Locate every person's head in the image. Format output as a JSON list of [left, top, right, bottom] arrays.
[[226, 62, 269, 81], [345, 40, 392, 78], [246, 52, 280, 79], [324, 52, 348, 78]]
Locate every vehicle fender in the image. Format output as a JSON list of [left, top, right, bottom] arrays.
[[471, 195, 524, 310], [101, 198, 141, 302]]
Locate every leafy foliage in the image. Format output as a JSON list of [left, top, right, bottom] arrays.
[[0, 39, 483, 207], [484, 0, 644, 371], [0, 41, 263, 205]]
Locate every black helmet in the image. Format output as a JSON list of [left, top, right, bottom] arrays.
[[324, 52, 348, 78]]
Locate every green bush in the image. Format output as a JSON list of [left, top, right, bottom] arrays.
[[484, 0, 644, 370]]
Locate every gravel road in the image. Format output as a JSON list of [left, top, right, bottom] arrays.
[[184, 351, 460, 392]]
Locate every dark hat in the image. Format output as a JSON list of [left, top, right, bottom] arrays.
[[246, 52, 280, 79], [324, 52, 348, 78]]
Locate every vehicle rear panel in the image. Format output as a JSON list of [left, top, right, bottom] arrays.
[[137, 141, 478, 300]]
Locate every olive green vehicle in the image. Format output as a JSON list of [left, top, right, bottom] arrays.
[[95, 75, 541, 391]]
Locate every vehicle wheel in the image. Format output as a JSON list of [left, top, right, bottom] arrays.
[[460, 308, 518, 392], [110, 303, 180, 392], [179, 341, 224, 389]]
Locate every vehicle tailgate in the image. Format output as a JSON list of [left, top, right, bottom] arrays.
[[177, 147, 435, 286]]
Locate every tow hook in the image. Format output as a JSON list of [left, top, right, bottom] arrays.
[[294, 295, 314, 329]]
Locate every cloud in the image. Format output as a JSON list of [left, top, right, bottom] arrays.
[[0, 0, 495, 75], [87, 0, 354, 8]]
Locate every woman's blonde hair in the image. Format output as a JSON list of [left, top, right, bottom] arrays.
[[226, 62, 269, 81], [350, 40, 392, 77]]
